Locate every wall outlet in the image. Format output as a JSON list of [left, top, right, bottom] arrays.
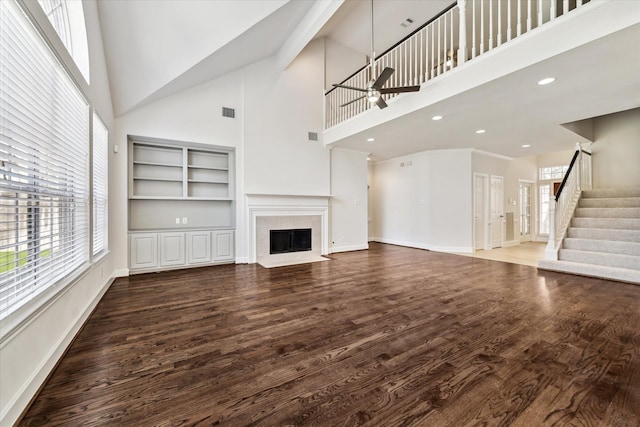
[[182, 217, 188, 224], [175, 218, 180, 224]]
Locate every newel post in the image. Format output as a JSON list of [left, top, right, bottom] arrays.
[[457, 0, 467, 65], [545, 197, 558, 260]]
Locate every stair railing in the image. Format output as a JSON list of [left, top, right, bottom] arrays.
[[544, 142, 592, 260]]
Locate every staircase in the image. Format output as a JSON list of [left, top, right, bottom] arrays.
[[539, 188, 640, 284]]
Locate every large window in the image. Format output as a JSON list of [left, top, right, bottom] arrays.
[[1, 0, 90, 319], [92, 113, 108, 256]]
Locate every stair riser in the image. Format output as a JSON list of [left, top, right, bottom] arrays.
[[572, 218, 640, 230], [563, 238, 640, 256], [575, 207, 640, 218], [538, 260, 640, 284], [582, 188, 640, 198], [567, 228, 640, 242], [579, 198, 640, 208], [559, 250, 640, 270]]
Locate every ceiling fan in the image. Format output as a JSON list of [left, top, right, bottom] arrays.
[[332, 0, 421, 109]]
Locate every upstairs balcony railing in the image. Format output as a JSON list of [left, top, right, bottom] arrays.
[[325, 0, 592, 129]]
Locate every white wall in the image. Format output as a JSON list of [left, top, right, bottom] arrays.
[[330, 149, 369, 252], [592, 108, 640, 189], [371, 149, 473, 252], [243, 38, 330, 196], [0, 1, 115, 425], [324, 38, 366, 90]]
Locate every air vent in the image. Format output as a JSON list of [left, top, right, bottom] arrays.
[[222, 107, 235, 118], [400, 18, 414, 28], [308, 132, 318, 142]]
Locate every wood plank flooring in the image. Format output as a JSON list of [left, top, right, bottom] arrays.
[[19, 243, 640, 426]]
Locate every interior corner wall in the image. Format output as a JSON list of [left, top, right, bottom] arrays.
[[330, 149, 369, 253], [371, 149, 473, 252], [367, 162, 375, 241], [0, 1, 116, 425], [243, 38, 330, 196], [591, 108, 640, 189]]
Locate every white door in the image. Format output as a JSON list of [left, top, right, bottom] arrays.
[[490, 175, 504, 248], [473, 174, 487, 251], [519, 182, 533, 242]]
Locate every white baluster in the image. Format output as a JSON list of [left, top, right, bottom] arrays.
[[507, 0, 512, 42], [458, 0, 467, 64], [450, 9, 454, 68], [551, 0, 556, 19], [497, 0, 502, 46], [489, 0, 493, 50], [480, 0, 484, 54], [517, 0, 522, 36], [545, 199, 557, 260], [537, 0, 543, 27], [437, 19, 441, 75], [420, 29, 424, 83], [527, 0, 532, 32], [472, 0, 476, 58], [443, 13, 448, 73], [563, 0, 569, 15]]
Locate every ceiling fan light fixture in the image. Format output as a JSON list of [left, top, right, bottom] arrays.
[[366, 87, 381, 103]]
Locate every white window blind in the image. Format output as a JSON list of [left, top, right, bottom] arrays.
[[0, 0, 89, 319], [92, 113, 107, 256]]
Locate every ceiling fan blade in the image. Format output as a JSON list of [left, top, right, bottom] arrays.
[[340, 95, 366, 107], [332, 83, 367, 92], [372, 67, 395, 90], [376, 97, 388, 109], [380, 85, 421, 94]]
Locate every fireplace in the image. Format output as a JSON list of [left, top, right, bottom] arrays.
[[270, 228, 312, 254]]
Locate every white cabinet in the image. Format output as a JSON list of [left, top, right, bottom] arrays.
[[129, 229, 234, 273], [159, 232, 186, 267], [187, 231, 212, 264], [130, 233, 158, 270], [213, 230, 234, 262]]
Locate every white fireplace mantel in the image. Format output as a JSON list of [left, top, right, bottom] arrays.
[[245, 194, 331, 264]]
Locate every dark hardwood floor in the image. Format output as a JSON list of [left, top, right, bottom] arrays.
[[19, 243, 640, 426]]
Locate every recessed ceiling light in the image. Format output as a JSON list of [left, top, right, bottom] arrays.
[[367, 138, 375, 142], [476, 129, 486, 134], [432, 115, 443, 121], [538, 77, 555, 85], [522, 144, 531, 148], [367, 157, 372, 161]]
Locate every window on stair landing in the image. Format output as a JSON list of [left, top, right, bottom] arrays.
[[538, 164, 569, 236]]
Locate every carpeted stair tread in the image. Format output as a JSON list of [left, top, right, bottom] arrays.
[[538, 259, 640, 284], [579, 197, 640, 208], [571, 217, 640, 230], [559, 249, 640, 270], [582, 188, 640, 198], [563, 238, 640, 256], [574, 207, 640, 218], [567, 227, 640, 242]]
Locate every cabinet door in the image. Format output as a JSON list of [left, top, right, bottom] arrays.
[[160, 232, 186, 267], [212, 230, 235, 262], [187, 231, 212, 264], [130, 233, 158, 270]]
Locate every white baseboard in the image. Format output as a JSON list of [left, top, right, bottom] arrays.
[[370, 237, 473, 253], [113, 268, 129, 278], [330, 243, 369, 253], [503, 240, 520, 248], [1, 276, 114, 426], [235, 257, 249, 264]]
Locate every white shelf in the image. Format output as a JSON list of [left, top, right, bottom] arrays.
[[188, 165, 229, 171], [187, 179, 229, 184], [133, 160, 182, 168], [134, 177, 183, 182]]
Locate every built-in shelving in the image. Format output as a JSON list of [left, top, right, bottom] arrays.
[[128, 136, 236, 272]]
